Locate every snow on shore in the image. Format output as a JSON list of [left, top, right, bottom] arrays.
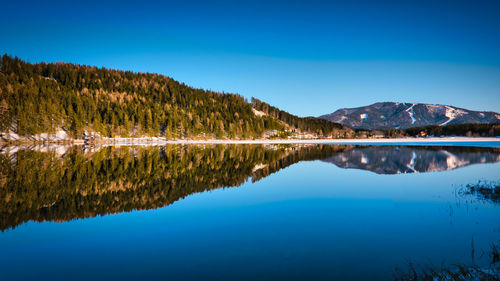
[[160, 137, 500, 145], [1, 136, 499, 147]]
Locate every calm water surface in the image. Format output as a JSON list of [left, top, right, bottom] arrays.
[[0, 144, 499, 280]]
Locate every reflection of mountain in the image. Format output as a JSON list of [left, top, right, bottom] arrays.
[[1, 144, 499, 230], [322, 146, 500, 174]]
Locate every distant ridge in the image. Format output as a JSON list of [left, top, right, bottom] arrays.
[[320, 102, 500, 130]]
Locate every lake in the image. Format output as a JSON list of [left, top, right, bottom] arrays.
[[0, 144, 499, 280]]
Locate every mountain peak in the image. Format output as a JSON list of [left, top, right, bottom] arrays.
[[320, 102, 500, 130]]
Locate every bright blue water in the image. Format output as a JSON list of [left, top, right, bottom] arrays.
[[0, 144, 498, 280]]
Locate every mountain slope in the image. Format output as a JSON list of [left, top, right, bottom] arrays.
[[0, 54, 348, 139], [251, 98, 353, 138], [320, 102, 500, 130]]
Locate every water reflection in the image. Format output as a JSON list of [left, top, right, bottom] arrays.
[[1, 144, 499, 281], [0, 144, 499, 231], [324, 146, 500, 174]]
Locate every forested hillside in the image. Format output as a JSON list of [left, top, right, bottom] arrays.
[[251, 98, 353, 137], [0, 55, 351, 139], [0, 55, 289, 139]]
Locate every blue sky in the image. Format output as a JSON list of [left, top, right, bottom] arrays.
[[1, 0, 500, 116]]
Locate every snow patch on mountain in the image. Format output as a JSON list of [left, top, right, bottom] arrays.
[[405, 103, 416, 124], [425, 104, 441, 114], [440, 106, 468, 126]]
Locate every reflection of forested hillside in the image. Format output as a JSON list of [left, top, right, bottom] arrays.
[[0, 145, 348, 231], [251, 145, 351, 182]]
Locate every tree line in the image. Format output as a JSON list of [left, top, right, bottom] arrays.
[[251, 98, 352, 137], [382, 123, 500, 138]]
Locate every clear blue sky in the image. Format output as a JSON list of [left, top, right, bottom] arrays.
[[1, 0, 500, 116]]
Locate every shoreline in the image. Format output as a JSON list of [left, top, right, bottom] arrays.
[[1, 137, 498, 156], [1, 136, 499, 146], [161, 137, 500, 145]]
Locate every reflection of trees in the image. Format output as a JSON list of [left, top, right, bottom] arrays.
[[0, 145, 349, 231], [251, 145, 352, 182]]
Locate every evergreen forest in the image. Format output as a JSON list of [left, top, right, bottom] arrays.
[[0, 55, 348, 139]]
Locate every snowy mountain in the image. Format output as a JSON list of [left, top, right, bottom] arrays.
[[319, 102, 500, 130]]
